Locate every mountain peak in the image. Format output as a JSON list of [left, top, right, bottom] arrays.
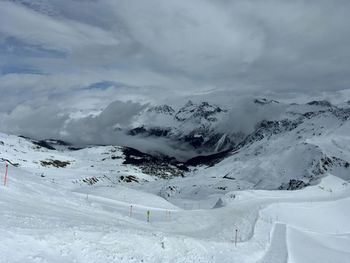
[[147, 105, 175, 115], [306, 100, 333, 107], [175, 101, 224, 122], [254, 98, 279, 105]]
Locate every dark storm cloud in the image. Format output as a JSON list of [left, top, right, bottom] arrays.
[[0, 0, 349, 98], [0, 0, 350, 142]]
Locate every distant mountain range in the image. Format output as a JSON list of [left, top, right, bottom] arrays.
[[3, 98, 348, 193]]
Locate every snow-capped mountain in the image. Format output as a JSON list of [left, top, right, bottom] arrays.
[[1, 99, 349, 193], [1, 99, 350, 262], [174, 100, 225, 123], [253, 98, 280, 105], [141, 99, 350, 199], [125, 98, 350, 166], [147, 105, 175, 115], [129, 101, 231, 153]]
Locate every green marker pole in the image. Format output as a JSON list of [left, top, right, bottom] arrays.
[[147, 210, 150, 222]]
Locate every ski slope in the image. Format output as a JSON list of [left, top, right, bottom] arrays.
[[1, 160, 349, 262]]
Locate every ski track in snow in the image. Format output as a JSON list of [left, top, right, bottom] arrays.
[[258, 224, 288, 263]]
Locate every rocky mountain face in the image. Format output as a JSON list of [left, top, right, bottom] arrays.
[[129, 101, 232, 154], [174, 101, 224, 122]]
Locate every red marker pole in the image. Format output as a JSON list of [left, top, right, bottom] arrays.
[[4, 163, 8, 186]]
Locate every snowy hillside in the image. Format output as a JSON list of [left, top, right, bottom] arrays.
[[0, 99, 350, 262], [188, 101, 350, 190]]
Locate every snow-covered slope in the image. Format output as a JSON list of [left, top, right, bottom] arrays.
[[1, 160, 349, 262], [0, 99, 349, 262], [0, 133, 172, 188]]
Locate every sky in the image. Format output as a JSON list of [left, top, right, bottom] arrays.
[[0, 0, 350, 147]]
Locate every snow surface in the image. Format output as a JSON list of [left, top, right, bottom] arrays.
[[1, 161, 349, 262], [0, 105, 349, 263]]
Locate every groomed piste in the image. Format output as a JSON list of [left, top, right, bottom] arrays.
[[1, 158, 349, 262]]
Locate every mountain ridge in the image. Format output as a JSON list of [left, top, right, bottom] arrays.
[[1, 98, 349, 194]]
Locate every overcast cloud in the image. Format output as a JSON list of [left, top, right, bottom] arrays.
[[0, 0, 350, 145]]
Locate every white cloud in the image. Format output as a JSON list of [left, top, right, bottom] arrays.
[[217, 98, 286, 135], [0, 100, 198, 159]]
